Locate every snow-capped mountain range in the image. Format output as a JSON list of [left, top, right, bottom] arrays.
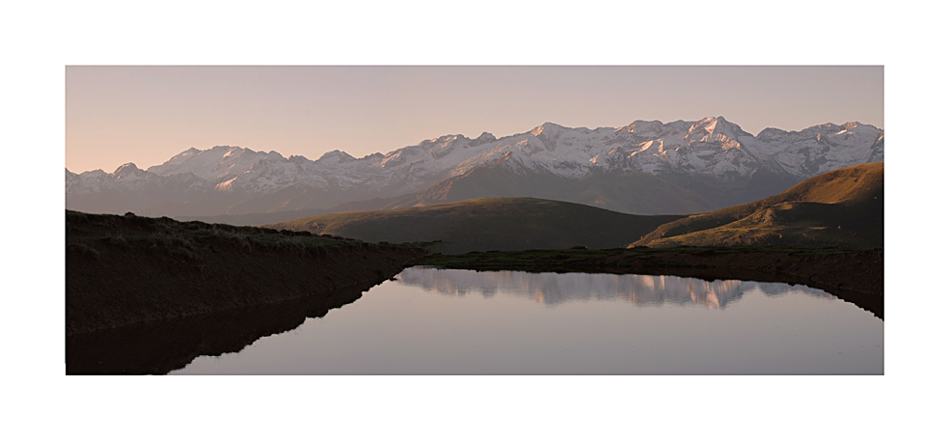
[[66, 116, 884, 218]]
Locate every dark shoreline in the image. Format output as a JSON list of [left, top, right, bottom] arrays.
[[415, 247, 884, 319], [67, 277, 386, 374], [66, 210, 425, 374], [66, 211, 425, 337]]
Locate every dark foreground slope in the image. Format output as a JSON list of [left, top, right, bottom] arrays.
[[419, 246, 883, 319], [266, 197, 685, 254], [66, 210, 425, 337], [631, 162, 884, 248], [67, 280, 374, 374]]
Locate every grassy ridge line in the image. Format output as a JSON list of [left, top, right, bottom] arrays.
[[631, 162, 883, 248], [417, 246, 884, 319], [66, 210, 426, 335], [265, 197, 685, 254]]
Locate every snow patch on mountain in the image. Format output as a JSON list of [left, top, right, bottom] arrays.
[[147, 146, 268, 181]]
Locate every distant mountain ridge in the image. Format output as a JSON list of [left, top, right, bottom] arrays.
[[66, 117, 883, 217]]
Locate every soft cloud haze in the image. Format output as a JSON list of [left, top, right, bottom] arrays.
[[66, 66, 883, 173]]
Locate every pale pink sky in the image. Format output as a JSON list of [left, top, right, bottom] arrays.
[[65, 66, 883, 173]]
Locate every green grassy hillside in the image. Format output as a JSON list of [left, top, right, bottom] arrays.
[[630, 162, 883, 248], [266, 197, 684, 254]]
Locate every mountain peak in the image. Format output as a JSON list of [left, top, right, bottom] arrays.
[[695, 116, 733, 128], [160, 147, 201, 164], [420, 134, 462, 145], [114, 162, 141, 173], [113, 163, 146, 180], [469, 131, 496, 147], [476, 131, 495, 141], [618, 120, 663, 134], [264, 150, 285, 161], [804, 122, 840, 132], [688, 116, 750, 141], [530, 122, 568, 137], [756, 127, 788, 137], [317, 149, 356, 163], [146, 145, 270, 181], [840, 121, 882, 134]]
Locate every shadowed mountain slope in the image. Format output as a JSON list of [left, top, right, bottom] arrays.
[[328, 164, 713, 215], [266, 197, 684, 254], [387, 164, 714, 215], [630, 162, 883, 248]]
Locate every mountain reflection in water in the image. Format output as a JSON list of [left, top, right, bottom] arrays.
[[75, 267, 877, 375], [396, 267, 832, 309], [173, 267, 880, 374]]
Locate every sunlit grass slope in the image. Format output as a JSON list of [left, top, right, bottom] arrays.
[[630, 162, 883, 248]]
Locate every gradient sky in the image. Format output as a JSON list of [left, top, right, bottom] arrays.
[[65, 66, 883, 173]]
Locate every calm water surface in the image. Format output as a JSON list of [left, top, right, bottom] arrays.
[[172, 267, 883, 374]]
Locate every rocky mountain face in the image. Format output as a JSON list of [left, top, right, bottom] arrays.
[[66, 117, 884, 217]]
